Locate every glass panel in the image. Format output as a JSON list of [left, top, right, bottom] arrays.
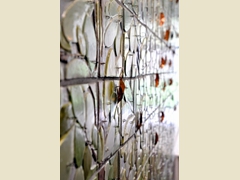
[[62, 0, 90, 43], [83, 7, 97, 64], [68, 85, 85, 127], [104, 21, 119, 48], [74, 166, 84, 180], [74, 123, 85, 168], [60, 102, 74, 137], [84, 86, 96, 143], [66, 59, 91, 79], [60, 124, 74, 180], [60, 87, 69, 109]]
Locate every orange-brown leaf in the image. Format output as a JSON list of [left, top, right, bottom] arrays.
[[164, 28, 170, 41], [117, 88, 123, 102], [117, 78, 126, 103], [119, 78, 126, 93], [159, 12, 165, 26], [155, 73, 159, 87], [160, 111, 165, 122], [160, 57, 167, 68]]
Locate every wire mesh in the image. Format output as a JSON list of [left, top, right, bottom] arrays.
[[60, 0, 179, 179]]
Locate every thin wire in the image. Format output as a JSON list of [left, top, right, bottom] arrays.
[[60, 71, 177, 86]]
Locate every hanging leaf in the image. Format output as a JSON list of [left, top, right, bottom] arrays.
[[60, 124, 75, 180], [60, 102, 75, 137], [172, 49, 176, 55], [83, 145, 92, 179], [154, 133, 159, 145], [160, 111, 165, 122], [98, 126, 105, 162], [76, 26, 87, 56], [74, 124, 85, 168], [174, 105, 177, 111], [168, 59, 172, 67], [162, 81, 166, 91], [159, 12, 165, 26], [74, 166, 84, 180], [160, 57, 167, 68], [117, 88, 124, 103], [120, 77, 126, 92], [117, 78, 126, 102], [66, 59, 91, 79], [92, 126, 98, 149], [104, 21, 119, 47], [136, 112, 142, 133], [164, 28, 170, 41], [105, 48, 116, 77], [69, 85, 85, 127], [168, 78, 173, 86], [155, 73, 159, 87], [84, 87, 95, 143], [60, 123, 75, 146]]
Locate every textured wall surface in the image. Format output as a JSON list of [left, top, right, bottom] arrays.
[[60, 0, 179, 180]]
